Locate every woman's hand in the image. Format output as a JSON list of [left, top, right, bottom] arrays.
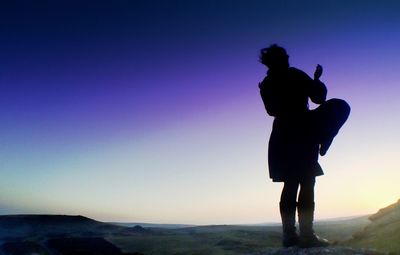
[[314, 64, 323, 80]]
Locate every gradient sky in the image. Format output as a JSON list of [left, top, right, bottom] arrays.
[[0, 0, 400, 224]]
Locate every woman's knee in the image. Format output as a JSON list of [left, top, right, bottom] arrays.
[[327, 98, 351, 117], [281, 181, 299, 203]]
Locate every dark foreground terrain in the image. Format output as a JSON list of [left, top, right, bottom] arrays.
[[1, 200, 400, 255]]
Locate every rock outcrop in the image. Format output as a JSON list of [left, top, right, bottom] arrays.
[[344, 199, 400, 254], [368, 199, 400, 222], [251, 246, 383, 255]]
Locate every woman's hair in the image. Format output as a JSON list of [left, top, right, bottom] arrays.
[[259, 44, 289, 68]]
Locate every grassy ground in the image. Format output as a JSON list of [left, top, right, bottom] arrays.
[[108, 228, 281, 255], [108, 218, 370, 255], [344, 220, 400, 254]]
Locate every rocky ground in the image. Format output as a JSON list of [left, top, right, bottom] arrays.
[[249, 246, 385, 255]]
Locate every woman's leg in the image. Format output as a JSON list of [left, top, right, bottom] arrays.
[[298, 178, 315, 211], [298, 178, 329, 247], [280, 180, 300, 247]]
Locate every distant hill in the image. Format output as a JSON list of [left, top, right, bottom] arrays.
[[111, 222, 195, 229], [0, 215, 147, 254], [0, 214, 126, 239], [345, 199, 400, 254]]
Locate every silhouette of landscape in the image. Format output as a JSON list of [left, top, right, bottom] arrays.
[[1, 1, 399, 254], [2, 200, 400, 254]]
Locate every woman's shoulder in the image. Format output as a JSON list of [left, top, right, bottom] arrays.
[[259, 75, 270, 89], [289, 67, 312, 81], [289, 67, 307, 76]]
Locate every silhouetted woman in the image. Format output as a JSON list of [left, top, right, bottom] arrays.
[[258, 44, 350, 248]]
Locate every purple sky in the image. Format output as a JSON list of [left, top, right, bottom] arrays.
[[1, 1, 400, 223]]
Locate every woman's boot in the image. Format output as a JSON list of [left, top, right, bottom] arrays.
[[280, 202, 299, 247], [298, 202, 330, 248]]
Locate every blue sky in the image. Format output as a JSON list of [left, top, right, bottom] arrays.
[[0, 0, 400, 224]]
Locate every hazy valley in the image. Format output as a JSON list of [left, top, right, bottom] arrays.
[[1, 200, 400, 255]]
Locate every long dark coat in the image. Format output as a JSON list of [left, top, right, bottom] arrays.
[[259, 67, 327, 182]]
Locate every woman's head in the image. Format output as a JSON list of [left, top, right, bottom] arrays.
[[259, 44, 289, 70]]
